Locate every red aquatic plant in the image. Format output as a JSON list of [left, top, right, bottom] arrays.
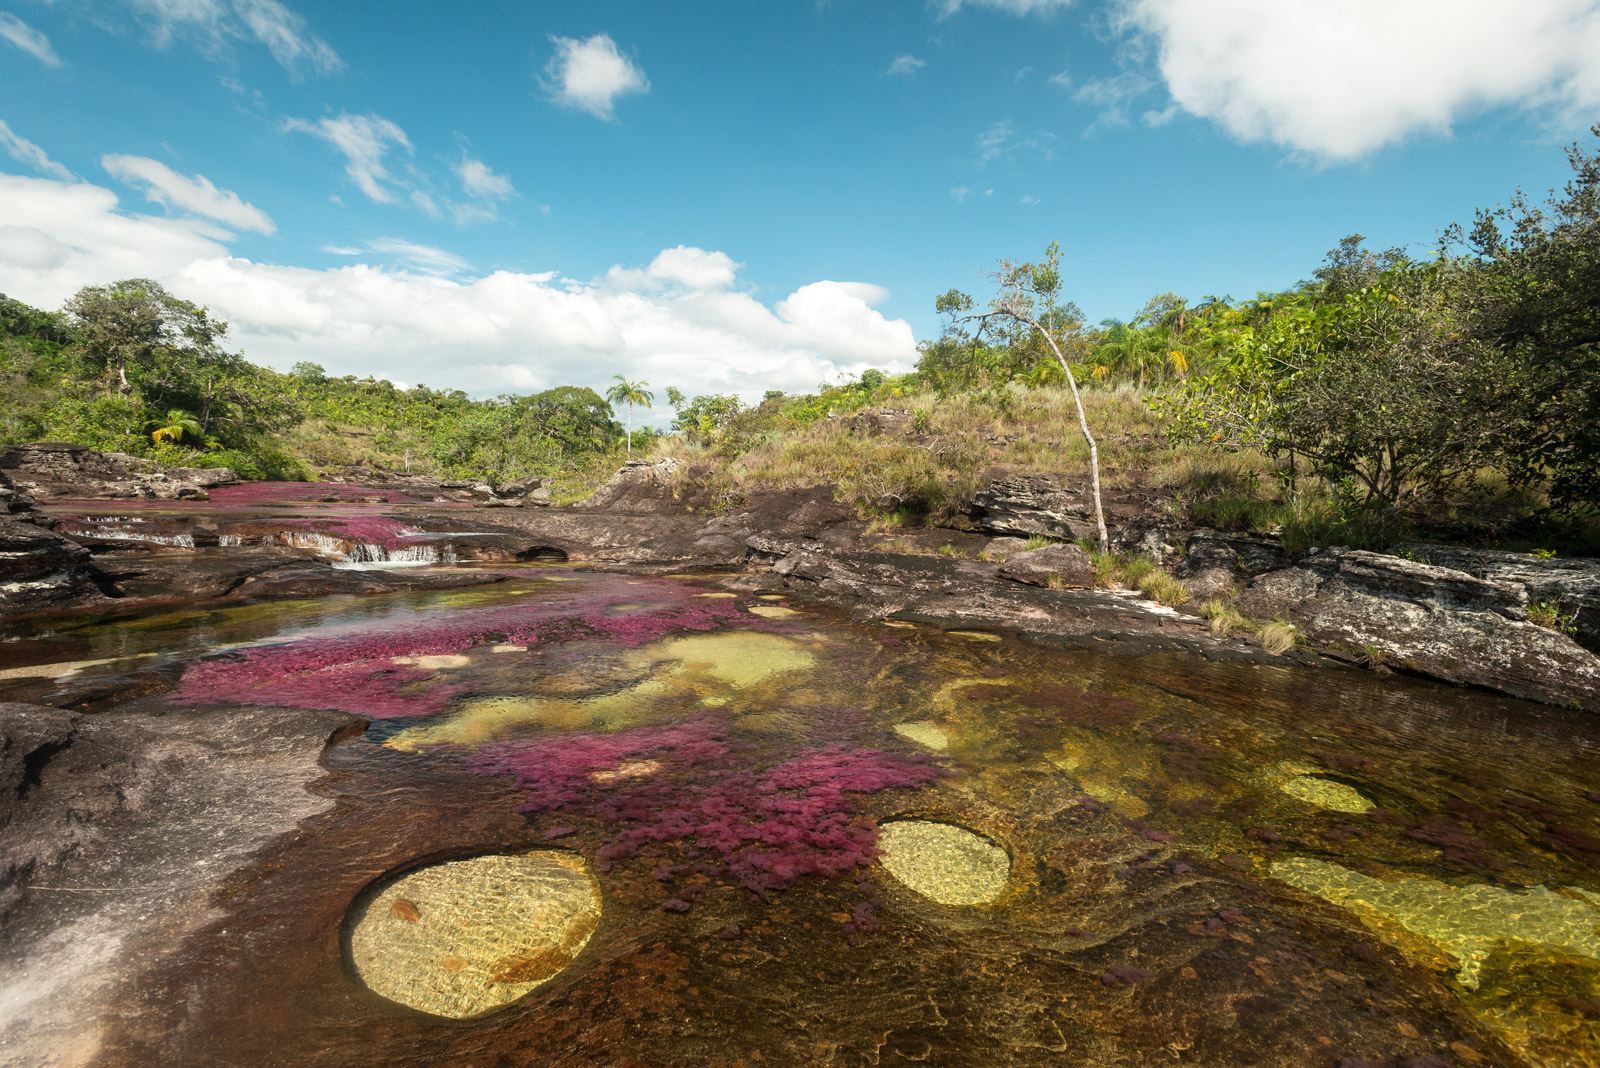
[[467, 718, 944, 897], [168, 577, 739, 718]]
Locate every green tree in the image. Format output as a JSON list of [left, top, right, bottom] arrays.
[[963, 241, 1109, 550], [147, 408, 206, 447], [604, 375, 653, 459], [1443, 124, 1600, 512]]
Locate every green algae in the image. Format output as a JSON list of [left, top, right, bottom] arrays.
[[1270, 855, 1600, 989]]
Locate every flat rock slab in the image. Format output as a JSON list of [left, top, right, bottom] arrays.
[[998, 544, 1097, 588]]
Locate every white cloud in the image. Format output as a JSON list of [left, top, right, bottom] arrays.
[[0, 120, 73, 181], [101, 154, 275, 234], [950, 185, 971, 201], [0, 172, 917, 412], [323, 238, 468, 276], [454, 156, 515, 200], [936, 0, 1074, 16], [885, 54, 926, 77], [1019, 194, 1041, 206], [975, 119, 1057, 165], [284, 112, 412, 204], [1073, 71, 1153, 130], [128, 0, 341, 77], [0, 13, 61, 67], [1047, 68, 1071, 90], [449, 153, 516, 224], [1115, 0, 1600, 161], [543, 33, 649, 120]]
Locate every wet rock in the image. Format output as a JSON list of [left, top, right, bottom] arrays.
[[1236, 548, 1600, 710], [0, 513, 105, 614], [877, 820, 1010, 905], [500, 475, 551, 504], [0, 701, 347, 1065], [997, 544, 1097, 588]]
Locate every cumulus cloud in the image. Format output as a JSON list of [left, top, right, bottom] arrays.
[[1115, 0, 1600, 161], [0, 120, 73, 181], [101, 154, 275, 234], [543, 33, 650, 120], [935, 0, 1074, 16], [128, 0, 341, 77], [284, 112, 413, 204], [0, 173, 916, 412], [885, 54, 926, 77], [0, 12, 61, 67]]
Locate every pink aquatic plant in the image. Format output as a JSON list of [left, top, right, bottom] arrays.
[[168, 576, 739, 718], [466, 718, 944, 897], [209, 482, 438, 505]]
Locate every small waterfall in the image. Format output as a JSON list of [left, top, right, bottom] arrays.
[[71, 527, 196, 548], [218, 534, 244, 547]]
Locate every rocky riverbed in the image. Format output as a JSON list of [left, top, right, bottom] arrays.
[[2, 448, 1599, 1068]]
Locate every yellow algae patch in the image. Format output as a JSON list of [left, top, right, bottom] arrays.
[[492, 644, 527, 653], [589, 759, 661, 783], [947, 630, 1001, 642], [881, 619, 916, 629], [878, 821, 1010, 905], [392, 654, 472, 670], [759, 594, 787, 601], [348, 851, 600, 1018], [894, 721, 950, 751], [1280, 774, 1374, 814], [1270, 856, 1600, 989], [1044, 733, 1155, 818], [693, 592, 739, 599], [386, 695, 580, 751], [655, 632, 812, 689], [748, 605, 798, 619], [700, 696, 731, 707]]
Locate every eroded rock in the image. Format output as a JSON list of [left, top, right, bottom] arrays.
[[1235, 548, 1600, 710], [997, 544, 1097, 588]]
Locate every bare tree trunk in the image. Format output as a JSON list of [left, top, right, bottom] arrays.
[[1025, 313, 1109, 552], [626, 402, 633, 459]]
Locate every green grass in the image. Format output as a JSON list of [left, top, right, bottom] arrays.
[[1137, 570, 1190, 607], [1528, 600, 1578, 636], [1200, 598, 1248, 637]]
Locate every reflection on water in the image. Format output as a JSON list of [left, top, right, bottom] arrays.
[[9, 566, 1600, 1065]]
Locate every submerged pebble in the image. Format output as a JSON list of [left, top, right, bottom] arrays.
[[893, 721, 950, 751], [348, 851, 601, 1018], [1280, 772, 1374, 814], [878, 820, 1010, 905]]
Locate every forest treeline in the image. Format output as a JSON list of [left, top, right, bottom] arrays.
[[0, 127, 1594, 527]]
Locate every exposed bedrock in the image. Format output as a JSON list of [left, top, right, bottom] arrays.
[[0, 701, 351, 1066], [1234, 548, 1600, 711], [0, 511, 108, 614]]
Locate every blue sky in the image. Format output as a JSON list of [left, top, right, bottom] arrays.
[[2, 0, 1597, 422]]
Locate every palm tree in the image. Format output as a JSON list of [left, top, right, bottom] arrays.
[[148, 408, 203, 446], [604, 375, 653, 459]]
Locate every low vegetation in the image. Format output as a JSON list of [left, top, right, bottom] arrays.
[[1, 129, 1594, 567]]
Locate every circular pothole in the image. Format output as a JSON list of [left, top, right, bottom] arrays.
[[347, 851, 600, 1018], [877, 820, 1010, 905]]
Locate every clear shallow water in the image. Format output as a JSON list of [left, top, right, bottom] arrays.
[[7, 565, 1600, 1067]]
